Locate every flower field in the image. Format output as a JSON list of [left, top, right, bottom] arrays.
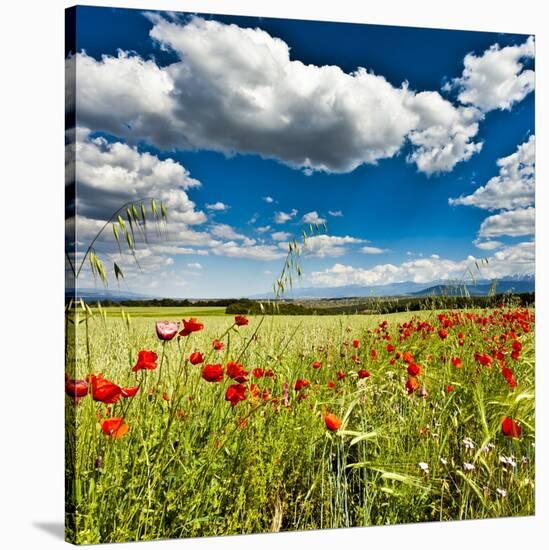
[[65, 305, 535, 544]]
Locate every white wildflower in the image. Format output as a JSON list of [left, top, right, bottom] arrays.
[[419, 462, 429, 473], [440, 457, 448, 466], [463, 462, 475, 472], [463, 437, 475, 450], [496, 488, 507, 498]]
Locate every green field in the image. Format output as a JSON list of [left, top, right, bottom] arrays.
[[66, 306, 535, 544]]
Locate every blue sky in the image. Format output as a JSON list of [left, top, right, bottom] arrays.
[[68, 6, 535, 298]]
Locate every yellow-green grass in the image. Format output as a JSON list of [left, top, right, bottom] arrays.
[[66, 308, 535, 544]]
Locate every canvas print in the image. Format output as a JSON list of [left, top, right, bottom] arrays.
[[65, 5, 535, 545]]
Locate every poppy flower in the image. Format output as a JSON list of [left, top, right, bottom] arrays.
[[324, 413, 342, 432], [226, 361, 249, 383], [512, 340, 523, 352], [88, 374, 122, 404], [252, 367, 264, 378], [162, 392, 170, 401], [446, 385, 454, 393], [294, 378, 310, 391], [501, 417, 522, 438], [312, 361, 322, 369], [501, 367, 517, 388], [65, 377, 88, 399], [451, 357, 462, 368], [132, 350, 158, 372], [189, 351, 204, 365], [327, 380, 336, 389], [511, 350, 521, 360], [179, 318, 204, 336], [100, 417, 129, 439], [402, 351, 414, 364], [405, 376, 420, 394], [386, 344, 395, 353], [202, 364, 224, 382], [121, 386, 139, 398], [370, 348, 378, 360], [264, 369, 275, 377], [336, 370, 346, 380], [352, 339, 360, 348], [407, 363, 422, 377], [438, 329, 448, 340], [357, 369, 370, 379], [212, 339, 224, 351], [155, 321, 179, 341], [234, 315, 249, 326], [225, 383, 246, 406], [475, 352, 493, 367]]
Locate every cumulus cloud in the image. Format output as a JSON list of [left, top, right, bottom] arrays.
[[187, 262, 203, 269], [446, 36, 535, 112], [328, 210, 343, 217], [206, 201, 229, 211], [478, 207, 534, 237], [73, 16, 486, 175], [309, 241, 534, 287], [361, 246, 389, 254], [274, 209, 298, 224], [302, 211, 326, 225], [262, 196, 274, 203], [271, 231, 292, 241], [450, 135, 535, 210], [473, 239, 502, 251], [303, 235, 364, 258], [210, 223, 255, 245], [212, 241, 285, 261]]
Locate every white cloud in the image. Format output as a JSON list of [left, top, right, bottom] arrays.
[[302, 211, 326, 225], [262, 196, 274, 203], [206, 201, 229, 211], [212, 241, 285, 261], [256, 225, 271, 233], [450, 135, 535, 210], [303, 235, 364, 258], [274, 209, 298, 224], [447, 36, 535, 112], [187, 262, 203, 269], [271, 231, 292, 241], [478, 207, 534, 238], [361, 246, 388, 255], [74, 16, 484, 175], [210, 223, 255, 245], [473, 239, 502, 251], [309, 241, 534, 287], [328, 210, 343, 217]]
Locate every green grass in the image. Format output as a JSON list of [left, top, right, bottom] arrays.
[[65, 307, 535, 544], [91, 306, 228, 318]]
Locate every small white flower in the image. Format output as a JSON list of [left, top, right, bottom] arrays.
[[463, 437, 475, 450], [496, 488, 507, 498], [499, 455, 517, 468], [419, 462, 429, 473], [521, 456, 529, 464], [481, 443, 495, 453], [463, 462, 475, 472], [440, 457, 448, 466]]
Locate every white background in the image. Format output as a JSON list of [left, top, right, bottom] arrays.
[[0, 0, 547, 548]]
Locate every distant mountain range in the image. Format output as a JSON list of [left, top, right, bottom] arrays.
[[69, 275, 534, 302], [249, 275, 535, 300]]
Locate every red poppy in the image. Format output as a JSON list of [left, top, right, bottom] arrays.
[[155, 321, 179, 341], [226, 361, 249, 383], [405, 376, 420, 394], [264, 369, 275, 377], [386, 343, 395, 353], [512, 340, 523, 352], [179, 318, 204, 336], [212, 339, 224, 351], [189, 351, 204, 365], [402, 351, 414, 364], [475, 352, 493, 367], [132, 350, 158, 372], [336, 370, 346, 380], [511, 350, 521, 360], [162, 392, 170, 401], [65, 377, 88, 399], [352, 339, 360, 348], [88, 374, 122, 404], [202, 364, 224, 382], [438, 329, 449, 340], [407, 363, 422, 377], [121, 386, 139, 398], [451, 357, 462, 368], [370, 348, 378, 360], [501, 367, 517, 388], [446, 385, 454, 393], [252, 367, 264, 378], [226, 383, 247, 406], [312, 361, 322, 369], [234, 315, 249, 326], [294, 378, 310, 391], [324, 413, 342, 432], [100, 417, 129, 439], [327, 380, 336, 389], [357, 369, 370, 379], [501, 417, 521, 438]]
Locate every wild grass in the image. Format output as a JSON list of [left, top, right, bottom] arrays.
[[65, 307, 535, 544]]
